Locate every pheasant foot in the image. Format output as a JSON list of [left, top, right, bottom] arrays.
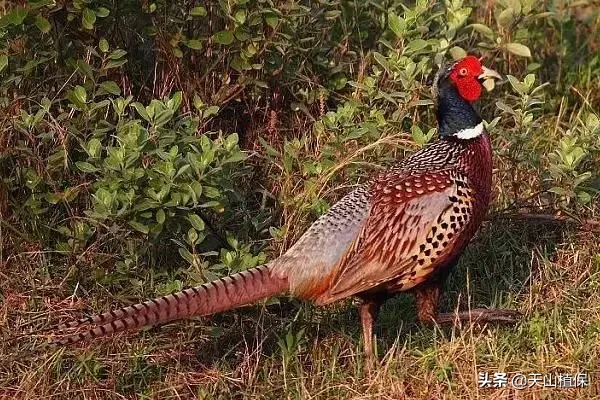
[[434, 308, 522, 325]]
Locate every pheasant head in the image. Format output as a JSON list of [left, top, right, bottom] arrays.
[[433, 56, 502, 139]]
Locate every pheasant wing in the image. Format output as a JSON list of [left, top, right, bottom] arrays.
[[271, 185, 372, 298], [316, 169, 476, 304]]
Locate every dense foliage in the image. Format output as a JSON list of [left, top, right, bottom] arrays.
[[2, 0, 596, 282]]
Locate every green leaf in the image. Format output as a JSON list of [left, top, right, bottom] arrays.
[[0, 55, 8, 73], [188, 228, 199, 244], [172, 47, 183, 58], [372, 52, 389, 71], [156, 209, 166, 224], [548, 186, 568, 196], [178, 247, 195, 264], [497, 8, 516, 27], [577, 191, 591, 204], [573, 172, 592, 187], [411, 125, 426, 146], [190, 181, 203, 198], [482, 78, 496, 92], [203, 186, 220, 199], [222, 152, 247, 164], [67, 92, 84, 109], [224, 133, 239, 150], [586, 114, 599, 131], [86, 138, 102, 158], [75, 161, 99, 173], [190, 6, 207, 17], [231, 54, 251, 72], [449, 46, 467, 60], [448, 7, 472, 30], [187, 214, 205, 231], [495, 100, 516, 115], [76, 59, 94, 81], [524, 74, 536, 89], [146, 102, 156, 119], [185, 39, 203, 50], [104, 59, 127, 69], [95, 7, 110, 18], [505, 43, 531, 58], [343, 127, 369, 141], [82, 8, 97, 30], [468, 23, 494, 38], [506, 75, 529, 95], [176, 165, 191, 178], [99, 81, 121, 95], [263, 10, 279, 28], [131, 102, 151, 121], [129, 220, 149, 234], [235, 28, 251, 42], [234, 9, 247, 24], [154, 109, 174, 127], [169, 91, 183, 111], [388, 12, 406, 38], [0, 7, 28, 28], [45, 193, 62, 205], [213, 31, 234, 45], [193, 94, 204, 111], [108, 49, 127, 60], [35, 15, 51, 33], [74, 85, 87, 104], [13, 7, 29, 25], [99, 38, 109, 53], [405, 39, 428, 54], [204, 105, 219, 118]]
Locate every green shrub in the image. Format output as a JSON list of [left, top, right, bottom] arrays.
[[0, 0, 598, 296]]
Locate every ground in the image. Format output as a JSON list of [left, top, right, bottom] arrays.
[[2, 210, 599, 399]]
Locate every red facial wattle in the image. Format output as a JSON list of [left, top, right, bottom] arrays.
[[449, 56, 484, 102], [454, 77, 482, 102]]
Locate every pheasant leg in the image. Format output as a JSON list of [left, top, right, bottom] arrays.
[[413, 283, 441, 323], [359, 299, 381, 366], [413, 283, 521, 325]]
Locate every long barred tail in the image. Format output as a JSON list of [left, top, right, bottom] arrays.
[[52, 265, 288, 345]]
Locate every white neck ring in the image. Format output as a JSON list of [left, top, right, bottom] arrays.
[[453, 122, 484, 139]]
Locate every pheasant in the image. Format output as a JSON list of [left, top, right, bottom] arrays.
[[51, 56, 515, 360]]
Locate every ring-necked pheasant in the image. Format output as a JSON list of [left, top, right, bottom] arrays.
[[50, 56, 517, 360]]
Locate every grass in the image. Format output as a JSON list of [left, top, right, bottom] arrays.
[[1, 203, 600, 399]]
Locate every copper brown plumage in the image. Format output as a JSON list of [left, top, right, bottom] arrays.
[[48, 56, 518, 361], [54, 265, 288, 345]]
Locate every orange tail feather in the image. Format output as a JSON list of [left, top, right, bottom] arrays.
[[53, 265, 288, 345]]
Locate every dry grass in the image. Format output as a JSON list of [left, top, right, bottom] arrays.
[[1, 204, 600, 399]]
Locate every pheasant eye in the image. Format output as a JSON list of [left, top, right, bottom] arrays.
[[458, 67, 468, 77]]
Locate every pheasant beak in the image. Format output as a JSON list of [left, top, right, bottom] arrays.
[[478, 66, 502, 81], [478, 66, 502, 92]]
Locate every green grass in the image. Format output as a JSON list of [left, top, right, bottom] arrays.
[[2, 211, 600, 398]]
